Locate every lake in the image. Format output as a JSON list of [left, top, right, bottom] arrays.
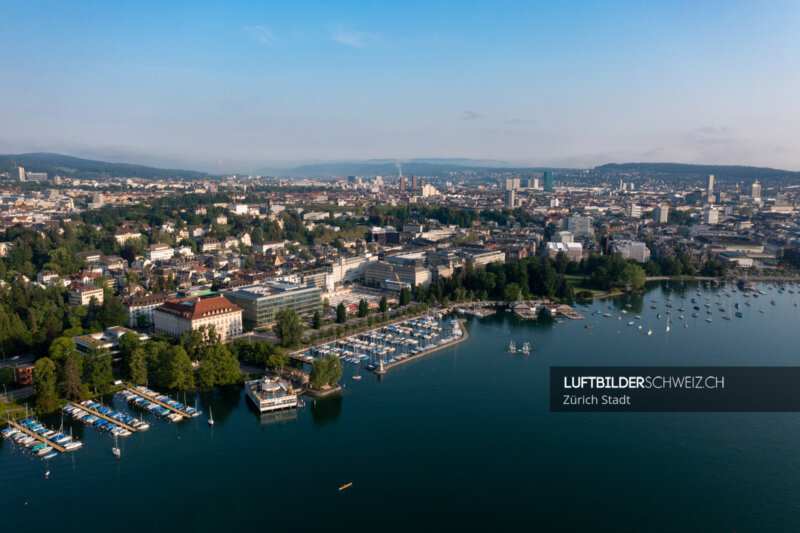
[[3, 281, 800, 532]]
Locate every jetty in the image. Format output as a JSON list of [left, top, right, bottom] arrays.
[[6, 419, 66, 452], [68, 402, 139, 433], [124, 387, 195, 419]]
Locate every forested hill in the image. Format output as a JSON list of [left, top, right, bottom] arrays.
[[594, 162, 800, 182], [0, 153, 211, 180]]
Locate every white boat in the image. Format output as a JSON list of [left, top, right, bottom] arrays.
[[507, 340, 517, 354], [208, 407, 214, 427], [245, 376, 298, 413], [521, 342, 531, 355], [112, 435, 121, 459]]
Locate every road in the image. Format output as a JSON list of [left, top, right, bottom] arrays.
[[0, 354, 35, 368]]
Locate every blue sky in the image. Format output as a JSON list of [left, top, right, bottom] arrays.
[[1, 1, 799, 172]]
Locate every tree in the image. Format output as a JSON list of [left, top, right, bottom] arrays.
[[129, 347, 148, 385], [118, 332, 142, 377], [379, 295, 388, 313], [0, 367, 14, 387], [61, 354, 86, 400], [312, 310, 322, 329], [48, 336, 78, 364], [85, 349, 114, 394], [309, 353, 342, 390], [323, 298, 330, 312], [701, 259, 726, 277], [504, 283, 522, 302], [268, 350, 289, 372], [273, 309, 303, 348], [399, 287, 412, 306], [206, 342, 240, 385], [160, 345, 194, 390], [336, 302, 347, 323], [34, 357, 59, 413], [97, 292, 129, 328], [644, 260, 661, 276], [196, 362, 215, 388], [358, 299, 369, 317]]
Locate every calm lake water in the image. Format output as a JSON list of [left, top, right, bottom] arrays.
[[3, 281, 800, 532]]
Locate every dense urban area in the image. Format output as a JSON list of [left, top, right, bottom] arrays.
[[2, 158, 799, 417]]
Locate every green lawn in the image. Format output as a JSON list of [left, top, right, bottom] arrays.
[[564, 275, 598, 293]]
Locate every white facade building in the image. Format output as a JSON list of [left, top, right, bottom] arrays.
[[613, 241, 651, 263], [146, 243, 175, 261], [154, 295, 243, 341]]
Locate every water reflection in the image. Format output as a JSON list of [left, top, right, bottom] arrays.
[[203, 385, 241, 424], [258, 409, 297, 427], [310, 394, 342, 427]]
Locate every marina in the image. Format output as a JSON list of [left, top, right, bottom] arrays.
[[289, 314, 466, 375], [62, 401, 149, 435], [2, 418, 82, 455], [119, 386, 202, 421], [3, 281, 800, 531]]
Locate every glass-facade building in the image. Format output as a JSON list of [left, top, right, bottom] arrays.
[[221, 282, 322, 328]]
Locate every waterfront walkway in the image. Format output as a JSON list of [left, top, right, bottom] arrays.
[[6, 419, 66, 452]]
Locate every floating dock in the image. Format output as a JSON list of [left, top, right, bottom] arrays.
[[124, 387, 200, 419], [6, 419, 66, 452], [68, 402, 139, 433]]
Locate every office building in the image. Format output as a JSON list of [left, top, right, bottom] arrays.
[[707, 174, 714, 196], [653, 205, 669, 223], [221, 282, 322, 328], [543, 171, 554, 192], [506, 189, 516, 208], [562, 216, 594, 237], [125, 292, 171, 328], [146, 243, 174, 261], [703, 207, 719, 224], [73, 326, 149, 355], [751, 180, 762, 201], [546, 242, 583, 261], [613, 241, 651, 263], [69, 284, 104, 306], [365, 252, 432, 287], [411, 175, 418, 189], [26, 172, 48, 182]]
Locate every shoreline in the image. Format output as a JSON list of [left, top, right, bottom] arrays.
[[382, 318, 469, 372], [302, 385, 343, 398]]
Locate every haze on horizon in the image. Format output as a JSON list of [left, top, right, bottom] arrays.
[[2, 1, 799, 174]]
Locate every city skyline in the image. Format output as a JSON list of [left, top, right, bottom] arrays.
[[2, 1, 800, 173]]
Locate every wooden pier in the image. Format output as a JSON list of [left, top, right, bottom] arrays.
[[124, 387, 189, 418], [69, 402, 138, 432], [6, 419, 66, 452]]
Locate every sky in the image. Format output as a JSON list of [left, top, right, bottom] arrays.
[[1, 1, 800, 173]]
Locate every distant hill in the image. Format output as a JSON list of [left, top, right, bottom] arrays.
[[0, 152, 210, 179], [594, 162, 800, 182]]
